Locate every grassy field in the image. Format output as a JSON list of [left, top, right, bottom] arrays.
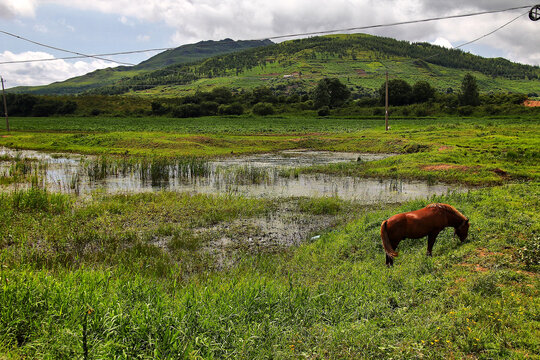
[[1, 115, 539, 185], [0, 184, 538, 359], [0, 115, 539, 359]]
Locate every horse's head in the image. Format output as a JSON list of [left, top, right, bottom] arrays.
[[455, 218, 469, 242]]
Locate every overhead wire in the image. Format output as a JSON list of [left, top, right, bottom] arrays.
[[101, 9, 534, 90], [0, 4, 534, 66], [0, 29, 135, 66]]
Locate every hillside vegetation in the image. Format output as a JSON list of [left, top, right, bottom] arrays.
[[8, 34, 540, 97], [8, 39, 272, 95]]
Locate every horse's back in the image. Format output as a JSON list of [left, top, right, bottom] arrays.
[[386, 207, 445, 239]]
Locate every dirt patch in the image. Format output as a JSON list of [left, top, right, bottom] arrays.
[[457, 263, 489, 272], [437, 146, 454, 152], [493, 168, 508, 177], [476, 248, 506, 258], [355, 69, 367, 76], [422, 164, 472, 172]]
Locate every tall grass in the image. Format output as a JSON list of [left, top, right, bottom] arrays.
[[0, 184, 538, 358]]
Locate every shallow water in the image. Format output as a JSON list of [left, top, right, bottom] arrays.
[[0, 147, 466, 203]]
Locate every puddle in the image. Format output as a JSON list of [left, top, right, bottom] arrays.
[[0, 147, 465, 203]]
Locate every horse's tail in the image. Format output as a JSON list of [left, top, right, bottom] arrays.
[[381, 220, 398, 258]]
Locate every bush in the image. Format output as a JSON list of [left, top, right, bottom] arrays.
[[172, 104, 202, 118], [317, 106, 330, 116], [31, 100, 63, 117], [457, 106, 474, 116], [57, 101, 77, 115], [218, 103, 244, 115], [252, 102, 275, 116], [151, 101, 168, 115], [404, 143, 429, 153], [299, 100, 314, 110], [199, 101, 219, 116]]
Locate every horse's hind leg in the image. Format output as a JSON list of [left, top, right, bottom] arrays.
[[386, 254, 394, 267], [386, 242, 398, 267], [427, 232, 438, 256]]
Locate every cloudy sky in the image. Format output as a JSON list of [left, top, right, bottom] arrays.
[[1, 0, 539, 88]]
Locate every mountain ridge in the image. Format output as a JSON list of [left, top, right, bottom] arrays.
[[9, 34, 540, 96]]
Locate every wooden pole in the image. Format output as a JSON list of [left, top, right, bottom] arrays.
[[1, 77, 8, 133], [385, 71, 389, 131]]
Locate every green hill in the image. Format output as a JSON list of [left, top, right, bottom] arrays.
[[10, 34, 540, 96], [89, 34, 540, 97], [8, 39, 273, 95]]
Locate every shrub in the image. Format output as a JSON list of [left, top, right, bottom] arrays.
[[57, 101, 77, 115], [151, 101, 168, 115], [299, 100, 314, 110], [317, 106, 330, 116], [199, 101, 219, 116], [457, 106, 474, 116], [404, 143, 429, 153], [172, 104, 202, 118], [218, 103, 244, 115], [252, 102, 275, 116], [31, 100, 63, 117]]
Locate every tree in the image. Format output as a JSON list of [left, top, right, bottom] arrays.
[[312, 78, 351, 109], [412, 81, 435, 103], [459, 73, 480, 106], [378, 79, 412, 106], [252, 102, 275, 116]]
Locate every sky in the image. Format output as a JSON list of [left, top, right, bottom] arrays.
[[1, 0, 539, 88]]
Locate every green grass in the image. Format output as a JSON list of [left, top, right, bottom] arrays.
[[0, 184, 538, 359]]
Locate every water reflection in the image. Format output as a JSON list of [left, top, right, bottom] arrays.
[[0, 147, 465, 203]]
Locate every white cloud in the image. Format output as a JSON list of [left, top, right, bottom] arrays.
[[0, 0, 36, 19], [136, 34, 150, 42], [0, 51, 111, 88], [2, 0, 538, 88], [35, 0, 539, 65], [432, 37, 453, 49], [33, 24, 48, 33]]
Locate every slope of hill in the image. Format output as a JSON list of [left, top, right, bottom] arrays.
[[134, 38, 273, 70], [10, 34, 540, 96], [8, 39, 273, 95], [89, 34, 540, 97]]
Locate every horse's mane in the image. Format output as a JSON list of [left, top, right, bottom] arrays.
[[426, 203, 467, 221]]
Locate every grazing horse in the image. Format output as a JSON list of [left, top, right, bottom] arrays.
[[381, 203, 469, 266]]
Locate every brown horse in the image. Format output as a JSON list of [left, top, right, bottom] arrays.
[[381, 203, 469, 266]]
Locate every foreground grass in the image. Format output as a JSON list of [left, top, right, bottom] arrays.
[[1, 116, 538, 185], [1, 184, 538, 359]]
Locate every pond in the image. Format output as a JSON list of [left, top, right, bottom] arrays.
[[0, 147, 466, 203]]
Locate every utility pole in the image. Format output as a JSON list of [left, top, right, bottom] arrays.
[[385, 71, 389, 131], [1, 76, 8, 133]]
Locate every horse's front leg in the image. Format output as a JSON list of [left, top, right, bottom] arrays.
[[427, 232, 439, 256]]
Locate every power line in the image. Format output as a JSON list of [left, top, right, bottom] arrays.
[[0, 30, 135, 66], [99, 10, 535, 89], [0, 48, 174, 65], [261, 5, 535, 40], [0, 4, 534, 66]]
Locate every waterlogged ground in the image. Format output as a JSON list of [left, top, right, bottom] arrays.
[[0, 147, 464, 202]]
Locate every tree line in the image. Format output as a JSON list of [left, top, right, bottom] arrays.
[[4, 74, 537, 118]]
